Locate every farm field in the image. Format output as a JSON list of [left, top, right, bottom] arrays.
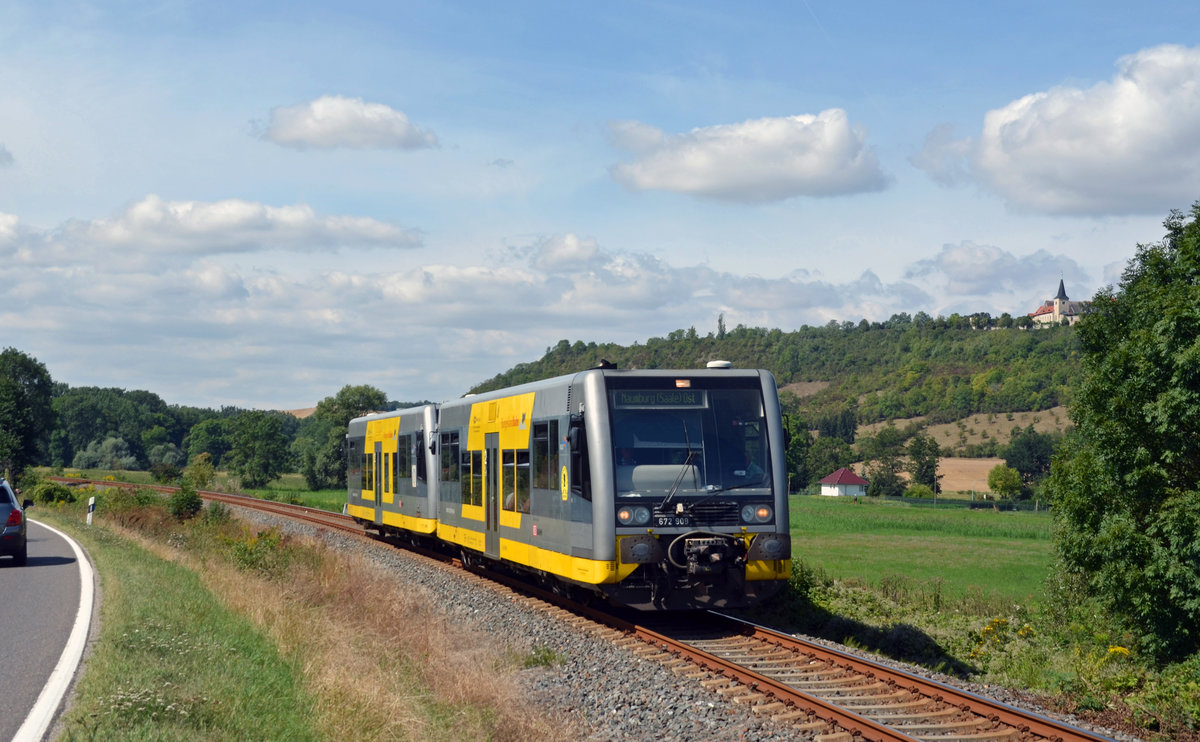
[[788, 494, 1054, 605]]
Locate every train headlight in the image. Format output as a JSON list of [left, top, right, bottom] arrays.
[[617, 506, 651, 526], [741, 504, 773, 523]]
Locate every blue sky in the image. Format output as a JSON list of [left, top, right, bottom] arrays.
[[2, 1, 1199, 409]]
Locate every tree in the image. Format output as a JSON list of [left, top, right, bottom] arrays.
[[1004, 425, 1054, 492], [806, 436, 855, 483], [296, 384, 389, 490], [906, 433, 941, 493], [0, 348, 54, 477], [1049, 202, 1200, 660], [783, 419, 811, 492], [227, 411, 291, 489], [186, 418, 231, 467], [859, 424, 906, 497], [987, 464, 1022, 500]]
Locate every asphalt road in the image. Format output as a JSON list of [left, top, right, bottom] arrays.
[[0, 520, 84, 742]]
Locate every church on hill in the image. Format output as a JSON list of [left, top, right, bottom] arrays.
[[1029, 279, 1088, 326]]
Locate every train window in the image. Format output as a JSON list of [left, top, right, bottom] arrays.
[[547, 419, 559, 485], [441, 432, 460, 483], [532, 423, 549, 489], [361, 452, 369, 491], [502, 450, 515, 511], [397, 434, 410, 492], [459, 449, 471, 504], [416, 430, 427, 483], [364, 453, 374, 492], [515, 450, 530, 513], [383, 452, 391, 494], [470, 450, 483, 506]]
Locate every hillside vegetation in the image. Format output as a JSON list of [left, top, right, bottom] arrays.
[[472, 316, 1080, 428]]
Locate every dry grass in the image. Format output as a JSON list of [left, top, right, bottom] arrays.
[[858, 406, 1070, 448], [123, 524, 570, 742], [780, 380, 831, 398]]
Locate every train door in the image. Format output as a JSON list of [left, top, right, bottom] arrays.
[[485, 432, 500, 557], [374, 441, 383, 526]]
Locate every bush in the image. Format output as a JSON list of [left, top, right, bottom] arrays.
[[204, 500, 231, 524], [904, 483, 935, 499], [167, 482, 203, 521], [29, 480, 76, 504], [149, 462, 182, 484]]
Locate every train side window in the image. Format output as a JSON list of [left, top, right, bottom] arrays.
[[361, 452, 369, 490], [547, 419, 559, 484], [383, 452, 391, 494], [459, 449, 471, 504], [397, 434, 410, 492], [502, 450, 515, 511], [364, 452, 374, 492], [532, 423, 549, 489], [416, 429, 427, 482], [441, 432, 460, 483], [516, 450, 530, 512], [470, 450, 483, 506]]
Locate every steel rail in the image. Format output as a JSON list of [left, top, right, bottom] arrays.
[[727, 617, 1113, 742]]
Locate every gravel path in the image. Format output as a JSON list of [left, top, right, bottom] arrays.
[[237, 507, 1141, 742]]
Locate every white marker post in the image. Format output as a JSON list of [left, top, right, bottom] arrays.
[[87, 496, 95, 526]]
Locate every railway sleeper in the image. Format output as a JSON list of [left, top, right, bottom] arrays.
[[931, 725, 1017, 734], [837, 695, 930, 711], [864, 705, 968, 721], [894, 719, 1007, 735]]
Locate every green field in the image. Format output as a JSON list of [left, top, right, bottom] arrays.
[[788, 494, 1055, 605]]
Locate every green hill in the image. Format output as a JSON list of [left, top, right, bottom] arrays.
[[470, 315, 1080, 432]]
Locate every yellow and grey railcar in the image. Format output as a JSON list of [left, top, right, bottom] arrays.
[[349, 365, 791, 610], [347, 404, 439, 538]]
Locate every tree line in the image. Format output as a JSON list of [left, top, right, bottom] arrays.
[[0, 364, 412, 491]]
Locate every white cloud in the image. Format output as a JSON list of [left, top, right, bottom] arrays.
[[2, 200, 1099, 409], [904, 241, 1092, 315], [608, 110, 890, 202], [914, 45, 1200, 215], [13, 195, 420, 269], [262, 95, 438, 150]]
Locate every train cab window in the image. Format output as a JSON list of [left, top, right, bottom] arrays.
[[515, 450, 531, 512], [441, 432, 460, 483]]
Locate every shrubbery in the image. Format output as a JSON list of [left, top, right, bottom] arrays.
[[167, 481, 203, 521]]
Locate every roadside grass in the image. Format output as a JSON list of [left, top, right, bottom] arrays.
[[36, 496, 568, 742], [51, 468, 346, 513], [35, 510, 319, 741]]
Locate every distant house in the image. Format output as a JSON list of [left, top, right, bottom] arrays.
[[1029, 279, 1088, 326], [819, 468, 868, 497]]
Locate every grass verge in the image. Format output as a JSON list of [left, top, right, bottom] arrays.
[[36, 495, 570, 742], [36, 510, 319, 741]]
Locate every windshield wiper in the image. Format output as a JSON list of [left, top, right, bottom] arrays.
[[659, 419, 699, 512]]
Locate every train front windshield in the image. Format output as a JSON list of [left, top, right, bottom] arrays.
[[609, 387, 771, 497]]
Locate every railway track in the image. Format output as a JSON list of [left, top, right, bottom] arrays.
[[55, 477, 1116, 741]]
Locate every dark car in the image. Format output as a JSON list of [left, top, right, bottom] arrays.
[[1, 478, 32, 566]]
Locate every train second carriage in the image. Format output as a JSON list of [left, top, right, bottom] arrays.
[[347, 364, 791, 610]]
